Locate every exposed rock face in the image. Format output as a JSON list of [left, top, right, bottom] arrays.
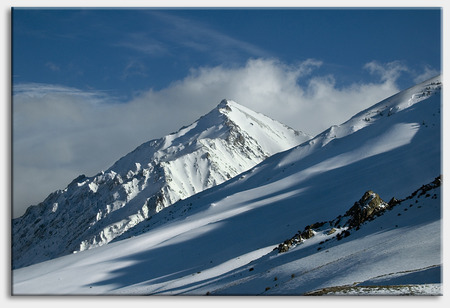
[[344, 190, 390, 229], [327, 228, 337, 235], [276, 175, 441, 254], [301, 228, 315, 239], [411, 175, 442, 199], [277, 191, 390, 253], [275, 222, 327, 252]]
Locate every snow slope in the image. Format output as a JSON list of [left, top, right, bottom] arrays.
[[12, 76, 441, 295], [12, 99, 310, 269]]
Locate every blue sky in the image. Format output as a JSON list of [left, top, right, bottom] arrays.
[[12, 8, 442, 217], [13, 8, 440, 97]]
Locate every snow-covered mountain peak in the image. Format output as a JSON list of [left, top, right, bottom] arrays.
[[215, 99, 251, 115], [217, 98, 234, 110], [13, 99, 311, 269], [107, 98, 312, 176]]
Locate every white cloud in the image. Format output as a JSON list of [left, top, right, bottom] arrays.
[[413, 65, 440, 84], [13, 58, 406, 218], [364, 60, 409, 82], [138, 58, 400, 136]]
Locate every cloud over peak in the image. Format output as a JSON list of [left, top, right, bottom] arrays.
[[13, 58, 436, 217]]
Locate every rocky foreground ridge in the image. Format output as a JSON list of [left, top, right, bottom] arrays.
[[276, 175, 441, 254]]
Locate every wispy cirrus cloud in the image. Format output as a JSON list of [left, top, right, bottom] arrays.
[[116, 11, 269, 61], [113, 11, 272, 84], [154, 11, 269, 59], [13, 83, 110, 102], [160, 12, 270, 57], [114, 32, 168, 56]]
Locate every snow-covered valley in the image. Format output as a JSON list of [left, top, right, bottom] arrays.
[[12, 76, 442, 295]]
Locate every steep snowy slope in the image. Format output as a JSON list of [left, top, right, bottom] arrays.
[[211, 176, 442, 295], [12, 99, 310, 269], [12, 75, 441, 295]]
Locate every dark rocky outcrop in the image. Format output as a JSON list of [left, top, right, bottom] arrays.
[[276, 175, 441, 254], [301, 228, 315, 239], [343, 190, 390, 229]]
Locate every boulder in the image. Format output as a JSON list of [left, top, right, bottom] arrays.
[[344, 190, 388, 228], [301, 229, 315, 239], [327, 228, 337, 235]]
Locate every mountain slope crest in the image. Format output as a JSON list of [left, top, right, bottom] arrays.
[[12, 99, 310, 269]]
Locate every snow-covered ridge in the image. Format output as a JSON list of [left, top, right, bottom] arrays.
[[12, 75, 441, 295], [12, 99, 310, 269], [276, 75, 441, 168]]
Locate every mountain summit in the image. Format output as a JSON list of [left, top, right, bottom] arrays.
[[12, 99, 311, 269]]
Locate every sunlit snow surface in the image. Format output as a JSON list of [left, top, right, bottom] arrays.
[[12, 99, 310, 269], [13, 76, 441, 295]]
